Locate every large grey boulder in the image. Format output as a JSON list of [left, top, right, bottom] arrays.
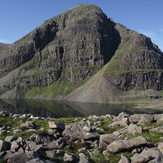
[[128, 124, 143, 135], [62, 123, 99, 140], [30, 145, 47, 157], [131, 153, 150, 163], [129, 114, 154, 124], [100, 134, 117, 144], [131, 147, 163, 163], [158, 142, 163, 154], [107, 136, 147, 154], [79, 153, 89, 163], [113, 112, 130, 121], [47, 138, 66, 149], [7, 151, 39, 163], [48, 121, 65, 131], [118, 155, 130, 163]]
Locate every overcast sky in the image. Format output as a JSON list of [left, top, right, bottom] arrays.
[[0, 0, 163, 51]]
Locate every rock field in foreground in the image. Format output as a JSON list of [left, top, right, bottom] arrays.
[[0, 111, 162, 162]]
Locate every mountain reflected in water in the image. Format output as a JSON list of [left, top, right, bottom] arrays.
[[0, 99, 162, 118]]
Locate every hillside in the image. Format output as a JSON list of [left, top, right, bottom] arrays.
[[0, 4, 163, 108], [0, 43, 10, 51]]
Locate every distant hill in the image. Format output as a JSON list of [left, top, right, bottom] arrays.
[[0, 4, 163, 108], [0, 43, 10, 51]]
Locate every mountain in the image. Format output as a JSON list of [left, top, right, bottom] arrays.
[[0, 4, 163, 108], [0, 43, 10, 51]]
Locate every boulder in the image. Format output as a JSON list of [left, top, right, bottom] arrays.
[[45, 150, 56, 159], [62, 123, 99, 140], [131, 153, 150, 163], [157, 117, 163, 123], [138, 114, 154, 124], [100, 134, 117, 144], [3, 151, 14, 160], [112, 127, 128, 139], [79, 153, 89, 163], [13, 129, 21, 134], [109, 120, 128, 128], [131, 147, 163, 163], [5, 136, 18, 142], [158, 142, 163, 154], [7, 151, 39, 163], [26, 158, 50, 163], [0, 111, 9, 117], [63, 153, 79, 162], [20, 121, 37, 130], [107, 136, 147, 154], [99, 141, 108, 148], [25, 141, 37, 150], [114, 112, 130, 121], [30, 145, 47, 157], [128, 124, 143, 135], [47, 138, 67, 149], [129, 114, 154, 124], [0, 140, 11, 152], [78, 148, 87, 153], [48, 121, 65, 131], [10, 141, 20, 152], [118, 155, 130, 163], [150, 126, 163, 132], [83, 126, 92, 132]]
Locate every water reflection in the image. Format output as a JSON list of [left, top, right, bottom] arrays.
[[0, 99, 162, 118]]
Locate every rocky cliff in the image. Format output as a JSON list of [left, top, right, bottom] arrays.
[[0, 4, 163, 107]]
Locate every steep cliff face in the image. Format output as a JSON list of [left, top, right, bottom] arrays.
[[0, 4, 119, 98], [0, 4, 163, 104], [104, 23, 163, 91]]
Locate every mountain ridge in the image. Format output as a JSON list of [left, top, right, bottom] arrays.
[[0, 4, 163, 108]]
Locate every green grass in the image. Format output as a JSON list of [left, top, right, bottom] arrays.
[[97, 118, 124, 134], [108, 152, 133, 163], [90, 149, 132, 163], [130, 122, 163, 144], [105, 69, 163, 75], [55, 117, 83, 125], [0, 114, 162, 162], [63, 65, 101, 71], [0, 116, 82, 141], [26, 81, 75, 99], [130, 131, 162, 144]]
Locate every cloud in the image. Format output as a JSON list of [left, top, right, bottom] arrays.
[[0, 39, 10, 43]]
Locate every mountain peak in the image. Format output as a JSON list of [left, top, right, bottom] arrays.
[[0, 5, 163, 108]]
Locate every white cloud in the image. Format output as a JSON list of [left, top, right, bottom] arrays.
[[0, 39, 10, 43]]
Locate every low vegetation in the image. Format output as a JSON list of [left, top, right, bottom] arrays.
[[0, 111, 162, 162]]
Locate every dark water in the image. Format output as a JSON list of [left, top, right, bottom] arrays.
[[0, 99, 162, 118]]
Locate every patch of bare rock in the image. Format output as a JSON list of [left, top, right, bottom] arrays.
[[0, 111, 162, 162]]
